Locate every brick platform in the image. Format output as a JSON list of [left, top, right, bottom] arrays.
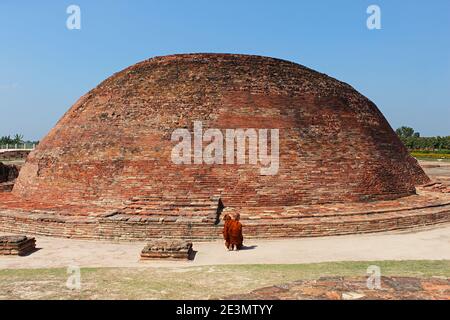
[[0, 191, 449, 241], [0, 150, 30, 162], [0, 235, 36, 256], [0, 54, 440, 240], [140, 240, 193, 260], [224, 276, 450, 300]]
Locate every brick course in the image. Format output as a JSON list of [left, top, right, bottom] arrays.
[[0, 192, 449, 241]]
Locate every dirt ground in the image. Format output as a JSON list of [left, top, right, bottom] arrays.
[[1, 223, 449, 269], [0, 261, 448, 299], [421, 159, 450, 180]]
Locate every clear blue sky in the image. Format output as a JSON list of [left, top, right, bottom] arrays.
[[1, 0, 449, 140]]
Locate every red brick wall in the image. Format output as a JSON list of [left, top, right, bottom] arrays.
[[0, 207, 448, 241], [0, 150, 30, 161], [13, 54, 429, 213]]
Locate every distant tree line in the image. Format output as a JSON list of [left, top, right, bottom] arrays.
[[0, 134, 39, 146], [2, 128, 449, 152], [396, 126, 450, 152]]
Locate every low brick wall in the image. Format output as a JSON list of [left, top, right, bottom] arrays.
[[0, 150, 30, 161], [1, 205, 449, 241], [0, 163, 19, 183]]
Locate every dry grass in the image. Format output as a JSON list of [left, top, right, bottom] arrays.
[[0, 260, 448, 300]]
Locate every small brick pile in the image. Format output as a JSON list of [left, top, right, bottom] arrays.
[[421, 182, 450, 194], [0, 235, 36, 256], [225, 276, 450, 300], [0, 150, 30, 161], [140, 239, 193, 260], [0, 163, 20, 192]]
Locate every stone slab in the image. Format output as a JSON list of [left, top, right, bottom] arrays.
[[0, 235, 36, 256], [140, 240, 193, 260]]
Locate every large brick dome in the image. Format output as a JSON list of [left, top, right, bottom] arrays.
[[14, 53, 429, 212]]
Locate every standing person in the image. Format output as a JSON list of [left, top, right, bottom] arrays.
[[222, 213, 232, 250], [228, 213, 243, 251]]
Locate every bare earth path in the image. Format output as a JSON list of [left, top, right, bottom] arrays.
[[1, 223, 449, 269]]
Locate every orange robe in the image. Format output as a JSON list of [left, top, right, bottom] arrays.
[[228, 220, 243, 249], [223, 219, 232, 248]]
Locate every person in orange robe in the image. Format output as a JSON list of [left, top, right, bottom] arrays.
[[228, 213, 243, 251], [222, 213, 232, 250]]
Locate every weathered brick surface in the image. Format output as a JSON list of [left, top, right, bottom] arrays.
[[12, 54, 428, 212], [0, 163, 19, 183], [0, 235, 36, 256], [0, 192, 449, 241], [0, 163, 20, 192], [0, 53, 438, 239], [0, 182, 14, 192], [224, 276, 450, 300], [0, 150, 30, 161]]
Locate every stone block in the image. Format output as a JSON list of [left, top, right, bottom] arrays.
[[0, 235, 36, 256], [140, 239, 193, 260]]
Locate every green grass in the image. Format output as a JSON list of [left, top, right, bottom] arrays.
[[412, 149, 450, 155], [414, 156, 450, 162], [411, 151, 450, 160], [0, 260, 448, 300]]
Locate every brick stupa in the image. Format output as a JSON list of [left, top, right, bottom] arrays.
[[1, 54, 448, 241]]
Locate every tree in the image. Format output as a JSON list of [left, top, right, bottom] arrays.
[[395, 126, 415, 139], [13, 134, 24, 144], [396, 126, 450, 151], [0, 134, 25, 146], [0, 135, 13, 145]]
